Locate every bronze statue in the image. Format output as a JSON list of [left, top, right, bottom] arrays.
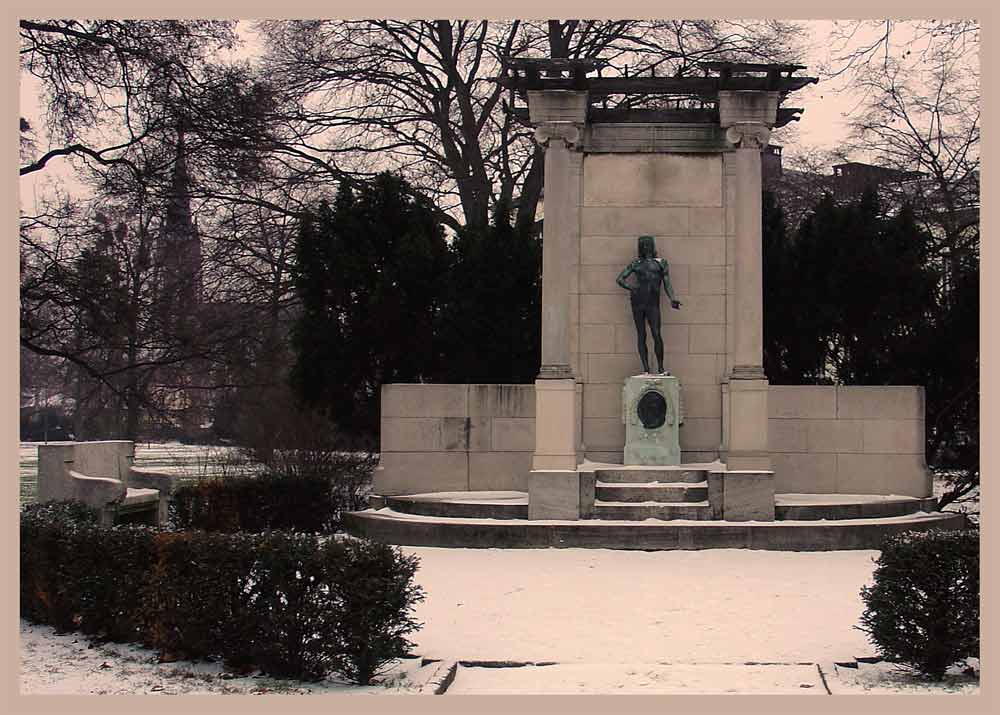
[[616, 235, 682, 374]]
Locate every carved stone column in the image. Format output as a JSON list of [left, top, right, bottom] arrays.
[[530, 121, 583, 473], [534, 121, 582, 379], [526, 90, 588, 489], [725, 122, 771, 380], [718, 91, 777, 471]]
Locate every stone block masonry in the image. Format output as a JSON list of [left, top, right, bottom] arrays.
[[376, 382, 931, 499], [375, 384, 537, 496], [577, 152, 728, 460], [767, 386, 931, 497]]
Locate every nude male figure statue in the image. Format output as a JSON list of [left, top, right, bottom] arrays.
[[615, 235, 683, 375]]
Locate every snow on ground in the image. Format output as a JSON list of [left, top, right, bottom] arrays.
[[448, 662, 828, 695], [19, 444, 980, 694], [829, 660, 980, 695], [20, 546, 979, 695], [20, 621, 429, 695], [19, 441, 253, 504], [404, 547, 877, 664]]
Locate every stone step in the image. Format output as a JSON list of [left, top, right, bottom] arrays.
[[344, 509, 970, 551], [379, 493, 528, 520], [592, 501, 714, 521], [596, 483, 708, 503], [774, 495, 938, 521], [371, 491, 938, 523], [594, 468, 707, 484]]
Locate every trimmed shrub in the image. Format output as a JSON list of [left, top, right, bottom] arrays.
[[21, 500, 99, 526], [859, 529, 979, 680], [248, 532, 341, 680], [170, 470, 366, 534], [169, 478, 252, 533], [20, 501, 99, 630], [21, 502, 425, 684], [326, 538, 425, 685], [141, 530, 259, 664], [67, 524, 158, 642]]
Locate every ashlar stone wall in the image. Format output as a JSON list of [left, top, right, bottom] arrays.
[[375, 384, 536, 496], [576, 152, 731, 463], [768, 385, 931, 497], [375, 383, 929, 496]]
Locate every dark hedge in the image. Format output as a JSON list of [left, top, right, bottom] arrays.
[[859, 529, 979, 680], [20, 501, 424, 684], [170, 472, 345, 533], [20, 501, 101, 632]]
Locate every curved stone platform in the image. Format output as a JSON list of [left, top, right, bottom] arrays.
[[367, 491, 941, 522], [774, 493, 940, 521], [371, 492, 529, 520], [346, 495, 966, 551]]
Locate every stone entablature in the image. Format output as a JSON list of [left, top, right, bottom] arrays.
[[584, 123, 731, 153]]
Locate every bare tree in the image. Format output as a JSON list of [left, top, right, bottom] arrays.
[[253, 19, 804, 234], [821, 20, 980, 511], [824, 21, 979, 250], [19, 19, 237, 177], [19, 187, 270, 439]]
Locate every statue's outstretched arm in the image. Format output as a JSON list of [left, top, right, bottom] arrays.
[[661, 260, 682, 307]]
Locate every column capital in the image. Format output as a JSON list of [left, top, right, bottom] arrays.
[[725, 122, 772, 150], [534, 122, 584, 151]]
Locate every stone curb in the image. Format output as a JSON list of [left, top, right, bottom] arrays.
[[419, 661, 458, 695], [443, 660, 833, 694]]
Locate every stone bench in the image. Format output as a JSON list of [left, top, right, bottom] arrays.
[[37, 441, 177, 526]]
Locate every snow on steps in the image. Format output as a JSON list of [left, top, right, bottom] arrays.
[[594, 467, 707, 484], [592, 500, 713, 521], [595, 482, 708, 503], [344, 507, 967, 551], [371, 491, 939, 523]]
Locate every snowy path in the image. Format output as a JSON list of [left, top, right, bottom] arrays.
[[405, 546, 878, 664]]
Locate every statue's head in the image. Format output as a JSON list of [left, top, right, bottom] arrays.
[[637, 235, 657, 259]]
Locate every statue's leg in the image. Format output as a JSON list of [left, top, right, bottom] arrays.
[[631, 301, 650, 373], [649, 301, 664, 373]]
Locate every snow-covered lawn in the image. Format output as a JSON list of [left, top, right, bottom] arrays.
[[19, 622, 430, 695], [19, 546, 980, 695]]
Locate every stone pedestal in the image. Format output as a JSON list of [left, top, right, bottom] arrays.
[[528, 469, 595, 520], [721, 470, 776, 521], [622, 374, 681, 466], [532, 378, 579, 471], [707, 468, 775, 521], [727, 377, 771, 471]]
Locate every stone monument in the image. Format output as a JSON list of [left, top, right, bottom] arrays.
[[351, 59, 960, 549]]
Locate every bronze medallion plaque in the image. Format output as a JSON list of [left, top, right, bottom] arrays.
[[636, 390, 667, 430]]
